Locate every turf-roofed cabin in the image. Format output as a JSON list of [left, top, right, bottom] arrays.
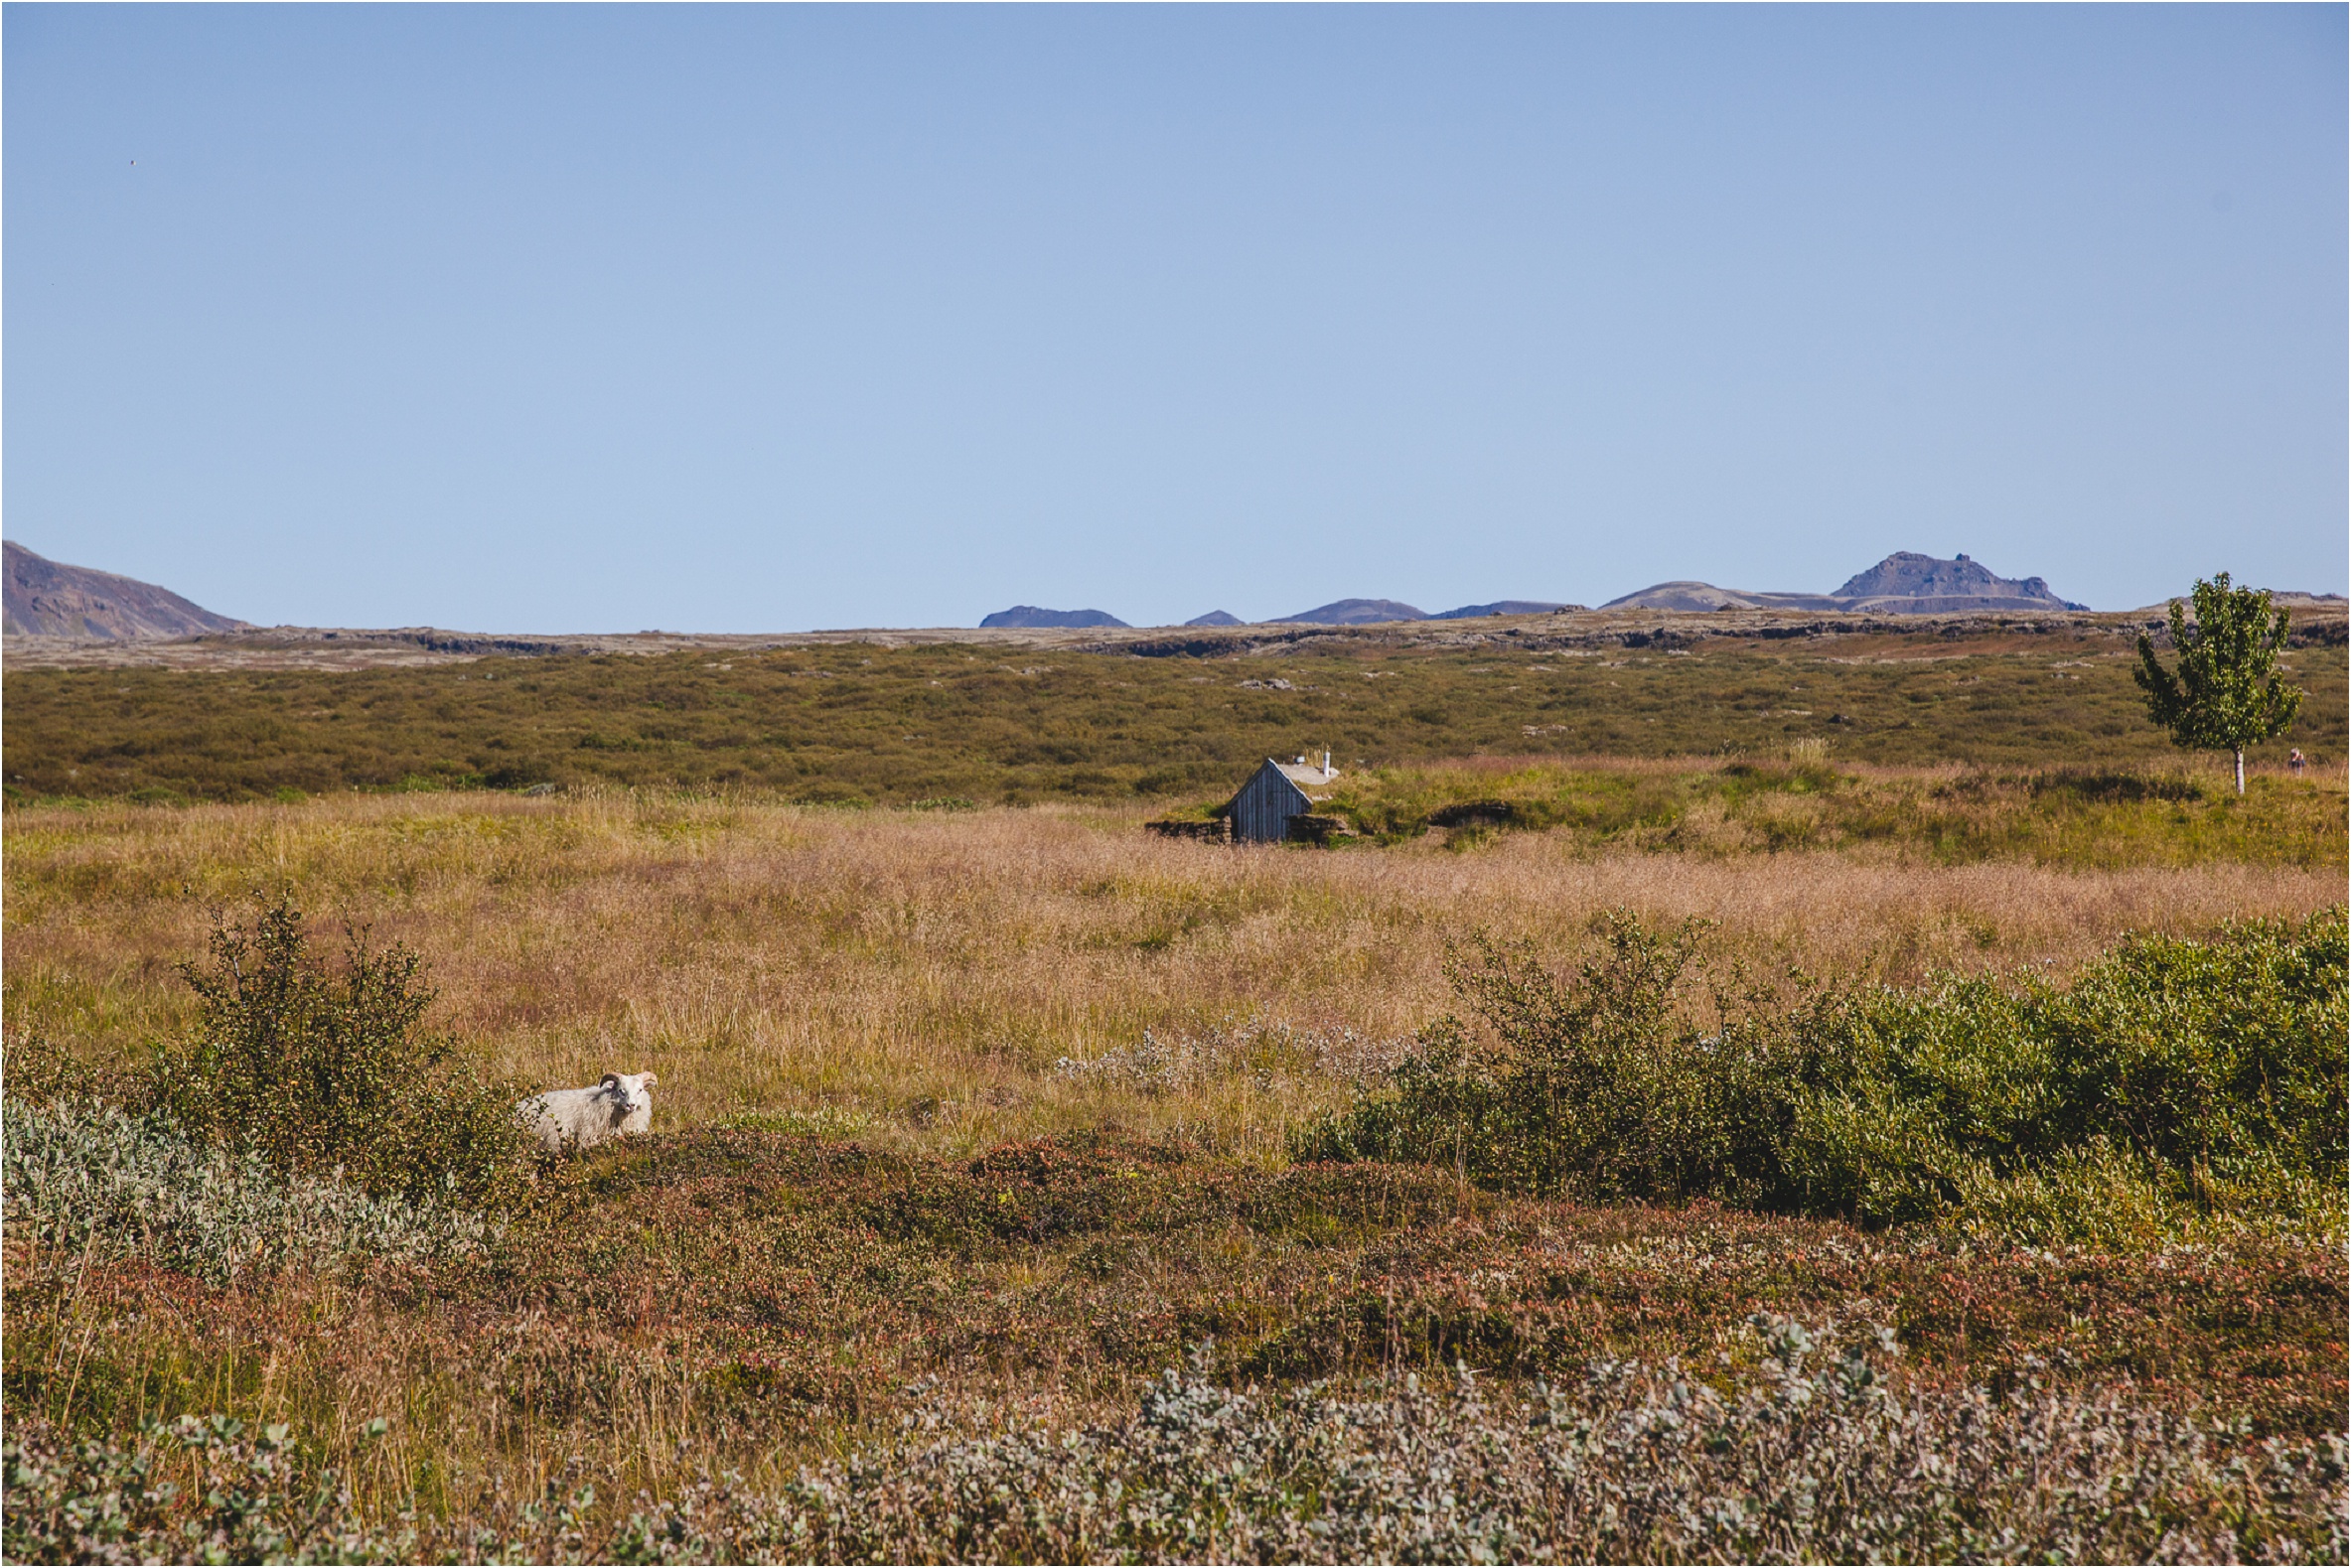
[[1150, 756, 1352, 844]]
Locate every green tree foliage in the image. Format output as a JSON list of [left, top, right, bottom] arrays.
[[151, 898, 528, 1208], [2133, 573, 2304, 793]]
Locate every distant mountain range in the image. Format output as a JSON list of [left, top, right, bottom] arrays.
[[10, 542, 2324, 645], [981, 554, 2090, 628], [1602, 553, 2090, 614], [3, 541, 247, 640], [988, 597, 1579, 629]]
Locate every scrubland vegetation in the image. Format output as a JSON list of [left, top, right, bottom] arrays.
[[4, 625, 2342, 805], [1325, 755, 2345, 868], [1304, 908, 2344, 1240], [5, 647, 2346, 1561]]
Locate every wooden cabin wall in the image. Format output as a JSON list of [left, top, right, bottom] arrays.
[[1230, 761, 1311, 843]]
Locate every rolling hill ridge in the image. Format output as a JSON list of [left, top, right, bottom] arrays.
[[3, 541, 248, 640]]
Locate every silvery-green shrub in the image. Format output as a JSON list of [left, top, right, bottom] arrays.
[[2, 1097, 497, 1284], [725, 1318, 2343, 1564], [12, 1318, 2338, 1564]]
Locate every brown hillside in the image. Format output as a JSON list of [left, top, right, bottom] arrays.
[[2, 540, 248, 640]]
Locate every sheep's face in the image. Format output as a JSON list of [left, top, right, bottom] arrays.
[[600, 1070, 659, 1117]]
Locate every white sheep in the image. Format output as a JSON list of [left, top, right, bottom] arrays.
[[518, 1070, 659, 1153]]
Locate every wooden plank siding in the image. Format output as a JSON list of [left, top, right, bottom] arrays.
[[1228, 758, 1328, 843]]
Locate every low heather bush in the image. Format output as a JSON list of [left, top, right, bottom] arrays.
[[1300, 908, 2347, 1241], [4, 1318, 2340, 1564], [1, 1097, 498, 1283]]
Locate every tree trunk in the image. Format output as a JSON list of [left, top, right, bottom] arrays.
[[2235, 749, 2246, 796]]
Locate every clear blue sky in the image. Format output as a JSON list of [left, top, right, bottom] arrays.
[[7, 4, 2344, 631]]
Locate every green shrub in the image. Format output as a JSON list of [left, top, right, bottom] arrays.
[[1302, 908, 2348, 1241], [2, 1031, 144, 1109], [150, 898, 529, 1210], [1293, 916, 1805, 1205], [2047, 908, 2347, 1188], [1787, 907, 2347, 1233]]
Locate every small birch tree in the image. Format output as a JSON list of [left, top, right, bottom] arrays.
[[2132, 573, 2303, 795]]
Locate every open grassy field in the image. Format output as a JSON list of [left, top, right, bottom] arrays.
[[5, 729, 2346, 1555], [8, 784, 2345, 1149]]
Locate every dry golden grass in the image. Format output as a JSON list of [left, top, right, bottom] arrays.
[[7, 787, 2340, 1162], [7, 784, 2344, 1549]]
